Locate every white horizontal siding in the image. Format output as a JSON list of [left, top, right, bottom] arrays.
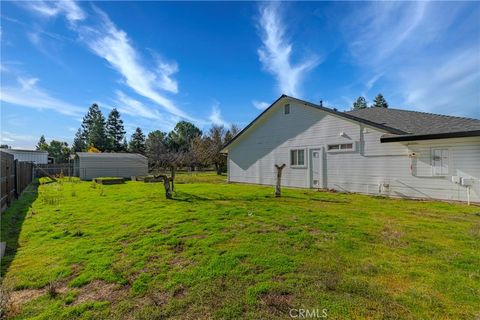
[[228, 99, 480, 202]]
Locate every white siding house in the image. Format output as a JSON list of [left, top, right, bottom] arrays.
[[74, 153, 148, 180], [1, 149, 48, 164], [222, 95, 480, 203]]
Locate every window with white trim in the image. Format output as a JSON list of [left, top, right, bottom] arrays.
[[327, 143, 354, 152], [432, 149, 449, 176], [290, 149, 305, 166]]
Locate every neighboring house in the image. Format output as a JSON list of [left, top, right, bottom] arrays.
[[74, 152, 148, 180], [1, 149, 49, 164], [222, 95, 480, 203]]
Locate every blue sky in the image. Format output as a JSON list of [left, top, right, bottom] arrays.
[[1, 1, 479, 149]]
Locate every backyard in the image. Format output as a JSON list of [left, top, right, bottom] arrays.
[[1, 173, 479, 319]]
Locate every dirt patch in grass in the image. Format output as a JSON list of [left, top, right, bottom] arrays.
[[173, 286, 188, 298], [168, 255, 191, 268], [381, 223, 406, 247], [72, 280, 129, 305], [259, 292, 293, 315]]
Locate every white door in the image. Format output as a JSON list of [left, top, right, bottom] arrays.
[[311, 149, 323, 188]]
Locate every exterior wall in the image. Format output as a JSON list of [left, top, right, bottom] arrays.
[[2, 150, 48, 164], [227, 100, 480, 202], [78, 156, 148, 180]]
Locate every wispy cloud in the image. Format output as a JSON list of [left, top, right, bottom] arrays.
[[19, 0, 85, 23], [209, 102, 229, 127], [1, 76, 84, 116], [113, 91, 179, 129], [76, 7, 190, 120], [19, 1, 196, 122], [341, 2, 479, 115], [257, 2, 320, 97], [252, 100, 270, 110]]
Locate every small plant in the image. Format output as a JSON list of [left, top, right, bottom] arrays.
[[99, 187, 105, 197], [72, 230, 84, 237], [90, 181, 97, 189], [71, 190, 77, 197], [46, 280, 58, 298], [470, 223, 480, 239]]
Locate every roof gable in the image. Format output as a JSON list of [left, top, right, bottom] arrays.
[[222, 95, 406, 152]]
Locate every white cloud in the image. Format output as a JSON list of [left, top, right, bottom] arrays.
[[252, 100, 270, 110], [257, 2, 320, 97], [114, 91, 180, 129], [209, 102, 229, 127], [341, 2, 479, 116], [20, 0, 85, 23], [76, 7, 190, 120], [1, 76, 84, 116], [19, 1, 196, 122]]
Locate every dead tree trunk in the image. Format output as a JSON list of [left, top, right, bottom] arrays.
[[154, 174, 172, 199], [169, 166, 176, 192], [274, 164, 286, 197]]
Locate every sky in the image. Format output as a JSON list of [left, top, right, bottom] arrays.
[[1, 1, 479, 149]]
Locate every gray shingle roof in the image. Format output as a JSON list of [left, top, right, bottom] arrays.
[[346, 107, 480, 135]]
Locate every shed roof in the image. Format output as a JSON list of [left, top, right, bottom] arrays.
[[2, 149, 48, 154], [76, 152, 147, 160]]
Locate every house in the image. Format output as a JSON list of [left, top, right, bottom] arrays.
[[74, 152, 148, 180], [1, 149, 49, 164], [222, 95, 480, 203]]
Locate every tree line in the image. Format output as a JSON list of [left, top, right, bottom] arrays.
[[352, 93, 389, 110], [35, 104, 239, 174]]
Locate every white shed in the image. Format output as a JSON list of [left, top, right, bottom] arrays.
[[74, 152, 148, 180], [1, 149, 48, 164]]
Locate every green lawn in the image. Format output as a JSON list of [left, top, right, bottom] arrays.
[[1, 173, 479, 319]]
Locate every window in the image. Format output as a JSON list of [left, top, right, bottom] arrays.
[[327, 143, 354, 152], [284, 104, 290, 115], [432, 149, 449, 176], [290, 149, 305, 166]]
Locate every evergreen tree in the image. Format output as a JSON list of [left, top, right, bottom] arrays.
[[145, 130, 168, 168], [81, 103, 107, 150], [122, 138, 128, 152], [72, 129, 86, 152], [48, 140, 71, 163], [36, 135, 48, 151], [106, 108, 126, 152], [166, 121, 202, 152], [352, 96, 368, 110], [224, 124, 240, 144], [128, 127, 146, 154], [372, 94, 389, 108]]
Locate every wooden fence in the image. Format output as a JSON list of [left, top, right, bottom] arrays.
[[1, 151, 34, 212]]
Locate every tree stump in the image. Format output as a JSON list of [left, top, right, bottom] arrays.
[[275, 164, 286, 197]]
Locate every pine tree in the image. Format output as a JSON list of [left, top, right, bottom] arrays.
[[372, 94, 389, 108], [128, 127, 146, 154], [352, 96, 368, 110], [106, 108, 126, 152], [72, 129, 86, 152], [36, 135, 48, 151], [122, 138, 128, 152], [81, 103, 107, 150]]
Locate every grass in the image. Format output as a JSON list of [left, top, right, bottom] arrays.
[[1, 172, 479, 319]]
